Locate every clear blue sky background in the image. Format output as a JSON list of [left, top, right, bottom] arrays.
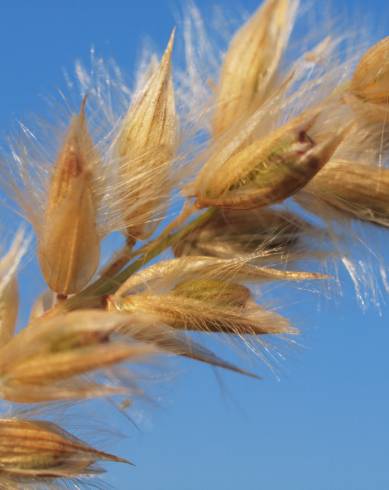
[[0, 1, 388, 489]]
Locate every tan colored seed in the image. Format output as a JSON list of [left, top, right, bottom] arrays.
[[116, 29, 178, 240], [38, 97, 100, 295], [172, 278, 251, 308]]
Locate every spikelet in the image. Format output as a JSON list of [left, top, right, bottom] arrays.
[[173, 207, 318, 260], [115, 312, 259, 378], [110, 289, 293, 336], [192, 113, 347, 209], [114, 256, 326, 298], [302, 160, 389, 227], [0, 310, 157, 403], [115, 30, 178, 240], [0, 417, 129, 485], [350, 37, 389, 105], [0, 230, 28, 346], [107, 255, 326, 340], [36, 97, 101, 296], [213, 0, 298, 135]]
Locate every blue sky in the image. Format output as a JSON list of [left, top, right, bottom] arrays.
[[0, 1, 389, 489]]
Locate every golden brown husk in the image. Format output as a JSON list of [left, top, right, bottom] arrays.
[[172, 208, 314, 260], [302, 160, 389, 226], [213, 0, 297, 135], [113, 312, 260, 378], [0, 417, 128, 482], [0, 310, 157, 403], [351, 37, 389, 105], [116, 30, 178, 240], [38, 99, 101, 295], [193, 115, 347, 210]]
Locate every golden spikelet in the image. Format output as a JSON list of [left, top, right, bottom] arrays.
[[115, 313, 260, 378], [351, 37, 389, 105], [302, 159, 389, 227], [193, 114, 347, 209], [107, 255, 324, 339], [38, 98, 101, 295], [0, 310, 157, 403], [213, 0, 298, 135], [172, 207, 316, 260], [116, 29, 178, 240], [0, 417, 129, 483], [114, 256, 326, 298], [110, 289, 294, 336]]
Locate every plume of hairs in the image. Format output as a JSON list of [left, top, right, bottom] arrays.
[[0, 0, 389, 486]]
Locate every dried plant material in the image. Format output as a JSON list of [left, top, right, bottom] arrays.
[[213, 0, 298, 135], [0, 230, 28, 346], [116, 313, 260, 378], [351, 37, 389, 105], [110, 257, 307, 337], [302, 160, 389, 227], [29, 290, 56, 322], [115, 30, 178, 240], [110, 289, 294, 336], [173, 207, 316, 260], [192, 115, 347, 210], [114, 255, 326, 299], [173, 278, 251, 308], [0, 310, 157, 403], [0, 417, 129, 483], [1, 3, 389, 487], [37, 98, 101, 295]]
